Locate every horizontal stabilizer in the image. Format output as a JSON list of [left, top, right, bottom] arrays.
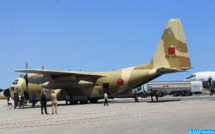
[[156, 67, 186, 74]]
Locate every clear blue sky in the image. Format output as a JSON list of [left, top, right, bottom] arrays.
[[0, 0, 215, 88]]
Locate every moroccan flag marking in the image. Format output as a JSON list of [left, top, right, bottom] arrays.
[[168, 47, 175, 55]]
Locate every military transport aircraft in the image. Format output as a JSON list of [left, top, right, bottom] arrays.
[[6, 19, 191, 104]]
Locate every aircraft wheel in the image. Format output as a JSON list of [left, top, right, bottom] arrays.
[[180, 92, 185, 96], [173, 92, 177, 97], [134, 96, 139, 102], [90, 99, 98, 103], [176, 92, 180, 96], [159, 93, 164, 97], [70, 101, 78, 105], [80, 100, 88, 104], [185, 92, 190, 96]]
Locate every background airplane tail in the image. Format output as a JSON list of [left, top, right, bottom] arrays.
[[151, 19, 191, 71]]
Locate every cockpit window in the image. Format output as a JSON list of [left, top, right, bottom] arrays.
[[12, 79, 19, 85], [186, 74, 196, 79]]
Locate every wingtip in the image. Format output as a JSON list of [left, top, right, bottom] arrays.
[[15, 69, 28, 72]]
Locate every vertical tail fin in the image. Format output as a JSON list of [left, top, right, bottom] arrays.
[[151, 19, 191, 70]]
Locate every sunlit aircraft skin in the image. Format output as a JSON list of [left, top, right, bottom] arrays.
[[9, 78, 67, 101], [8, 19, 191, 103]]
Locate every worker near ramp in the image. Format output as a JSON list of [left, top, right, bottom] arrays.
[[155, 90, 159, 102], [104, 91, 109, 106], [51, 90, 58, 114], [150, 89, 154, 102]]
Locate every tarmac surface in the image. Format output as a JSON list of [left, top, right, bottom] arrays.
[[0, 94, 215, 134]]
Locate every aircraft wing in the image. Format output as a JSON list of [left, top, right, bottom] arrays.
[[15, 69, 105, 89], [15, 69, 104, 78]]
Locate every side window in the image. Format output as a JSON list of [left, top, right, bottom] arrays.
[[11, 87, 14, 91], [12, 80, 19, 85]]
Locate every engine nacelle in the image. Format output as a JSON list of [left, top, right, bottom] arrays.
[[27, 74, 52, 84]]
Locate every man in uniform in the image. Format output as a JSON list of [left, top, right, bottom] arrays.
[[50, 90, 58, 114]]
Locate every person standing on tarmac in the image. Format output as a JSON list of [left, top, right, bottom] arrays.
[[50, 90, 58, 114], [32, 93, 36, 108], [14, 93, 18, 109], [19, 94, 22, 108], [41, 91, 48, 115], [150, 89, 154, 102], [104, 91, 109, 106], [21, 94, 25, 109], [155, 90, 159, 102], [70, 92, 73, 105], [7, 95, 13, 110]]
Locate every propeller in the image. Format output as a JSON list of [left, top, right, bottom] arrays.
[[24, 62, 28, 93], [22, 62, 30, 99], [3, 88, 10, 97]]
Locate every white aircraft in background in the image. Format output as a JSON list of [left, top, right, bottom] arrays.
[[0, 88, 8, 99], [185, 71, 215, 94]]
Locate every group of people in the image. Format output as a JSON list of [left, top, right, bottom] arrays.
[[8, 89, 160, 111], [41, 90, 58, 115], [150, 89, 159, 102], [8, 89, 110, 112], [7, 90, 58, 115], [7, 94, 25, 110]]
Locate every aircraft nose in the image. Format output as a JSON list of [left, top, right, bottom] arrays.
[[3, 88, 10, 97]]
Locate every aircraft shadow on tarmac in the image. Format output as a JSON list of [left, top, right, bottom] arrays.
[[15, 103, 73, 109], [147, 99, 181, 103], [101, 99, 182, 104]]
